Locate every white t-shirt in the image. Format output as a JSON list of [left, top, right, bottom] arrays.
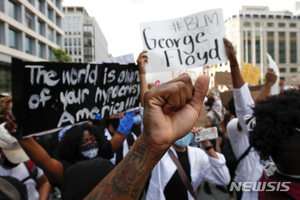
[[0, 162, 44, 200], [226, 83, 263, 200]]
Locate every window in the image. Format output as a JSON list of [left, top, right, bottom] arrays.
[[78, 47, 81, 55], [48, 8, 53, 21], [243, 22, 251, 27], [48, 28, 53, 41], [8, 0, 17, 20], [74, 38, 77, 46], [25, 36, 32, 54], [9, 28, 17, 49], [255, 22, 260, 27], [278, 23, 285, 27], [64, 38, 68, 46], [69, 38, 72, 46], [78, 38, 81, 46], [279, 68, 286, 73], [267, 22, 274, 27], [290, 23, 297, 28], [290, 32, 297, 63], [25, 12, 33, 30], [279, 32, 286, 63], [290, 68, 297, 73], [48, 47, 53, 61], [38, 42, 44, 58], [267, 32, 274, 59]]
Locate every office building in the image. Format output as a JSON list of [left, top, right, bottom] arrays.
[[0, 0, 64, 91], [63, 6, 110, 63]]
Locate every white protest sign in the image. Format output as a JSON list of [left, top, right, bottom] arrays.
[[146, 67, 204, 86], [266, 53, 280, 95], [140, 8, 227, 73], [91, 53, 135, 65]]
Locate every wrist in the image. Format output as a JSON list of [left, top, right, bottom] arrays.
[[204, 144, 214, 151]]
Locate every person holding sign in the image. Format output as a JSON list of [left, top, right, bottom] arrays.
[[4, 109, 136, 199], [224, 38, 277, 200]]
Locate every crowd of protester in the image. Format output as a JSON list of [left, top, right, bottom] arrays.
[[0, 38, 300, 200]]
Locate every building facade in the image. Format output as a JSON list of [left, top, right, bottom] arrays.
[[224, 3, 300, 82], [63, 7, 110, 63], [0, 0, 64, 92]]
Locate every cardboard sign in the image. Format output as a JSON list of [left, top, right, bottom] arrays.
[[241, 62, 261, 86], [215, 72, 232, 86], [220, 85, 263, 106], [140, 8, 227, 73], [11, 58, 140, 136]]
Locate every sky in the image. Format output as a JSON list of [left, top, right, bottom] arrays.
[[62, 0, 298, 60]]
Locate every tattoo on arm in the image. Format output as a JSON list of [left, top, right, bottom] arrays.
[[85, 139, 161, 200]]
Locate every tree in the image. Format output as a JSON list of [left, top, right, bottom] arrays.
[[52, 48, 72, 63]]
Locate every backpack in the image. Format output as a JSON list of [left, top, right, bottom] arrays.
[[21, 160, 38, 183], [0, 176, 28, 200]]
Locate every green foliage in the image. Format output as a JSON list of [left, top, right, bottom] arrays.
[[52, 48, 72, 63]]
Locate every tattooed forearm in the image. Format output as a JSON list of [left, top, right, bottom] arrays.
[[143, 104, 152, 137], [84, 136, 163, 200]]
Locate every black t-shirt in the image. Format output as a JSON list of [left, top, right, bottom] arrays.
[[164, 150, 191, 200], [61, 158, 115, 200]]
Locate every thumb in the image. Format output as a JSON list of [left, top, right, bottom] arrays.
[[189, 75, 210, 115]]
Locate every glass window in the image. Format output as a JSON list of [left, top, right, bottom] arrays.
[[25, 12, 33, 30], [267, 22, 274, 27], [267, 32, 275, 59], [243, 22, 251, 27], [78, 38, 81, 46], [8, 0, 17, 20], [48, 28, 53, 41], [74, 38, 77, 46], [278, 23, 285, 27], [255, 22, 260, 27], [38, 42, 44, 58], [279, 68, 286, 73], [279, 32, 286, 63], [48, 47, 53, 61], [25, 36, 32, 54], [290, 68, 297, 73], [64, 38, 68, 46], [290, 23, 297, 27], [290, 32, 297, 63], [9, 28, 17, 49], [78, 47, 81, 55]]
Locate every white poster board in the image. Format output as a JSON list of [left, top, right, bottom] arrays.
[[140, 8, 227, 73], [91, 53, 135, 65], [266, 53, 280, 95]]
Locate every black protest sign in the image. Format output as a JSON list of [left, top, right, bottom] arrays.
[[12, 58, 140, 136]]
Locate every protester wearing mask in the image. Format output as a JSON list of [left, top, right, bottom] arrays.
[[4, 110, 135, 200], [0, 124, 51, 200], [145, 127, 230, 200]]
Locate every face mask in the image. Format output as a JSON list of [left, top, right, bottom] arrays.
[[133, 114, 142, 125], [212, 99, 223, 118], [80, 143, 98, 159], [2, 157, 19, 168], [175, 132, 194, 147]]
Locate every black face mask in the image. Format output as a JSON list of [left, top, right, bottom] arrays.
[[2, 158, 19, 168]]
